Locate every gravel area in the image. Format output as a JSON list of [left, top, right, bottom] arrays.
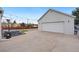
[[0, 29, 79, 52]]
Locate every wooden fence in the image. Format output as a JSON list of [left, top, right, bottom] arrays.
[[1, 26, 38, 30]]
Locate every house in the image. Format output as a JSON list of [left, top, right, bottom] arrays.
[[38, 9, 75, 34], [32, 24, 38, 28], [0, 7, 3, 39]]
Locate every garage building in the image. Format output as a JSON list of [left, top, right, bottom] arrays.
[[38, 9, 75, 34]]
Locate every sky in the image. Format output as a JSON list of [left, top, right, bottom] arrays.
[[2, 7, 76, 24]]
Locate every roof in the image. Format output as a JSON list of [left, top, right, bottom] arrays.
[[38, 9, 75, 22]]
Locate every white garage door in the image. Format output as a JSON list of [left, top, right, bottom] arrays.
[[42, 22, 64, 33]]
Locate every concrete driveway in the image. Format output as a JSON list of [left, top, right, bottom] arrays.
[[0, 29, 79, 52]]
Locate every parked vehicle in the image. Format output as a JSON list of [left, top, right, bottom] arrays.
[[3, 30, 23, 39], [74, 25, 79, 35], [4, 31, 11, 39]]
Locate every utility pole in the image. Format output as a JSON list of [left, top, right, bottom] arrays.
[[27, 19, 29, 25], [6, 19, 10, 32]]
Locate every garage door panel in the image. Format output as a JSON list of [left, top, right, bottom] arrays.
[[42, 22, 64, 33]]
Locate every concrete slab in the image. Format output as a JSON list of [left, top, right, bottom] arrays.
[[0, 29, 79, 52]]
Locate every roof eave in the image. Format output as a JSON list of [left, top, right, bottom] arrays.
[[38, 9, 75, 22]]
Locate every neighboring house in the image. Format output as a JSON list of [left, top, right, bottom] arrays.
[[32, 24, 38, 28], [38, 9, 75, 35], [0, 7, 3, 39]]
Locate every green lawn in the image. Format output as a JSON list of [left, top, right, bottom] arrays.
[[20, 29, 28, 33]]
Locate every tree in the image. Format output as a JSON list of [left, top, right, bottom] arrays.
[[12, 20, 17, 27], [27, 23, 33, 28], [13, 20, 16, 24], [20, 22, 26, 27], [6, 19, 10, 31], [1, 22, 7, 26], [72, 8, 79, 25]]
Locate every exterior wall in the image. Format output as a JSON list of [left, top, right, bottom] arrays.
[[0, 14, 2, 39], [0, 8, 3, 39], [64, 17, 74, 34], [38, 10, 74, 35], [38, 10, 67, 23], [38, 23, 42, 31]]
